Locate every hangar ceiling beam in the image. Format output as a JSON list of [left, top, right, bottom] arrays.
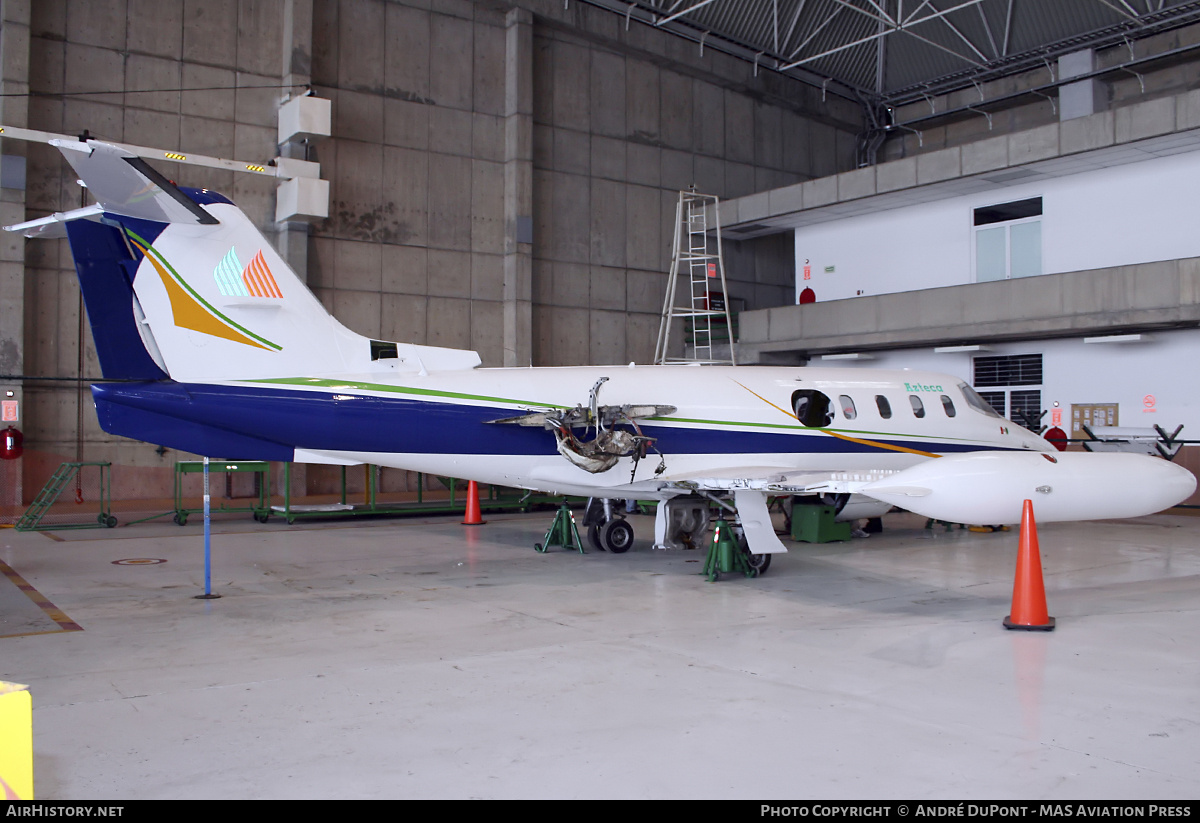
[[780, 0, 810, 56], [583, 0, 1200, 108], [656, 0, 722, 26], [975, 2, 1001, 58], [1000, 0, 1014, 56], [781, 14, 988, 71], [1094, 0, 1143, 19]]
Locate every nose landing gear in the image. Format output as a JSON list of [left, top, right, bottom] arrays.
[[583, 498, 636, 553]]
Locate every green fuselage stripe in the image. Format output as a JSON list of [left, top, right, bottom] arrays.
[[241, 377, 981, 445], [245, 376, 572, 409]]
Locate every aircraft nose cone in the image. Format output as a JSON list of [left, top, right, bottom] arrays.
[[1153, 458, 1197, 507]]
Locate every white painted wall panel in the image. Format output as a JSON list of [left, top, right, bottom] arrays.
[[795, 150, 1200, 303]]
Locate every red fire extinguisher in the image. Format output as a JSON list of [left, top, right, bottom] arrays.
[[2, 426, 23, 460]]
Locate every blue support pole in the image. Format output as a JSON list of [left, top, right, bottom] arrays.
[[196, 455, 221, 600]]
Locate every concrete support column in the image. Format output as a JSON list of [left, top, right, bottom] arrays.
[[279, 0, 312, 499], [277, 0, 314, 288], [0, 0, 31, 512], [503, 8, 534, 367]]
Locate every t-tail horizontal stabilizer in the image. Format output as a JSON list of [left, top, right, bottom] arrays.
[[52, 138, 219, 225]]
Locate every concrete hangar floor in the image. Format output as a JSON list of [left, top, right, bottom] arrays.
[[2, 508, 1198, 800]]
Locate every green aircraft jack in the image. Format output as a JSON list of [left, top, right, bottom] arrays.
[[702, 517, 757, 582], [535, 503, 585, 554]]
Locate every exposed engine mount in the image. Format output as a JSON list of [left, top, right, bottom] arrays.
[[486, 377, 676, 474]]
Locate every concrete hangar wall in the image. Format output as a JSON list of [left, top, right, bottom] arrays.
[[0, 0, 862, 502]]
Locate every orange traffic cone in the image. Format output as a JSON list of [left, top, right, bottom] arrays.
[[1004, 499, 1055, 631], [461, 479, 486, 526]]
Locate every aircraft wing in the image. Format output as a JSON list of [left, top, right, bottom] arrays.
[[655, 450, 1196, 526]]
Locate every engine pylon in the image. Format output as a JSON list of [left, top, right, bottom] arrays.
[[1003, 499, 1055, 631]]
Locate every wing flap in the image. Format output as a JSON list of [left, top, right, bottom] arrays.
[[657, 467, 901, 495], [733, 490, 789, 555]]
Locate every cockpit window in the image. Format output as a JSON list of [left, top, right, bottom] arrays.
[[876, 395, 892, 419], [839, 395, 857, 420], [958, 382, 1004, 418], [792, 389, 834, 428], [909, 394, 926, 418], [940, 395, 956, 417]]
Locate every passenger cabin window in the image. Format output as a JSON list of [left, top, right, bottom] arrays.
[[839, 395, 857, 420], [940, 395, 957, 417], [909, 395, 926, 419], [876, 395, 892, 419], [792, 390, 834, 428]]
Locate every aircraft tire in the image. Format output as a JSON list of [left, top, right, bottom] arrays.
[[602, 518, 634, 553], [588, 523, 606, 551], [740, 538, 771, 575]]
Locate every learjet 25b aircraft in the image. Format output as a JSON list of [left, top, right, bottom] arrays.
[[7, 140, 1195, 566]]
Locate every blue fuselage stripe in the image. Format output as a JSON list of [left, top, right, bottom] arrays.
[[92, 381, 1002, 458]]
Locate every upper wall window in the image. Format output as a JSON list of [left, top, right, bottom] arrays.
[[973, 354, 1043, 430], [974, 197, 1042, 283]]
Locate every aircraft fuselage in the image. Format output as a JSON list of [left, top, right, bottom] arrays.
[[93, 364, 1049, 498]]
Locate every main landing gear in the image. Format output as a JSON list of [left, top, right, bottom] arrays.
[[578, 496, 773, 575], [582, 498, 635, 553]]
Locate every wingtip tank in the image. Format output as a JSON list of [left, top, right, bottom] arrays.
[[861, 451, 1197, 525]]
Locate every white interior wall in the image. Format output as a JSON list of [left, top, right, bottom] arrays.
[[795, 149, 1200, 303], [812, 329, 1200, 435]]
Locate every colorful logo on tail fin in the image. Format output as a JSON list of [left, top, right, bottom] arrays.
[[125, 229, 282, 351], [214, 248, 283, 298]]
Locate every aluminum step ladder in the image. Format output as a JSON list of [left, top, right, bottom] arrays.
[[654, 188, 735, 365]]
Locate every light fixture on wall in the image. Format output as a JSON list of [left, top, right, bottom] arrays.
[[1083, 334, 1152, 344]]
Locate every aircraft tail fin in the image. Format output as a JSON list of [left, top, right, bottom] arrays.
[[65, 219, 170, 380], [11, 140, 481, 384]]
